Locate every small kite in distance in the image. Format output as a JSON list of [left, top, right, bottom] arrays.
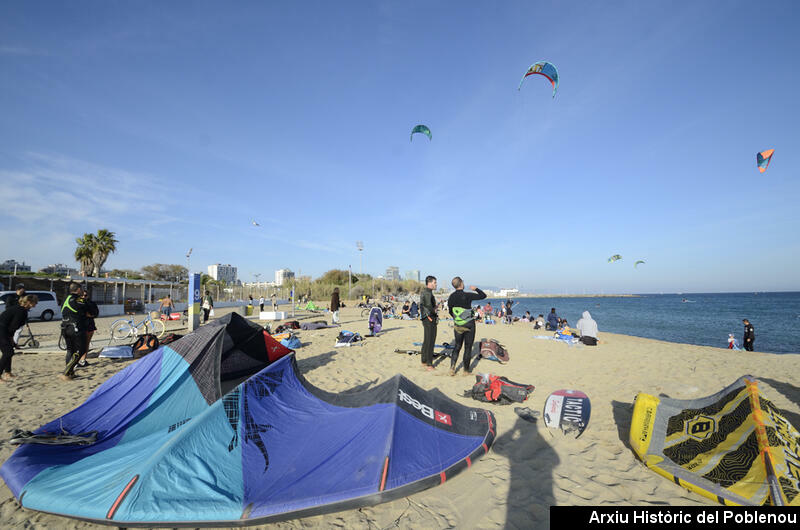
[[757, 149, 774, 173], [411, 125, 432, 142], [518, 61, 559, 98], [250, 219, 260, 227], [608, 254, 622, 263], [634, 260, 646, 268]]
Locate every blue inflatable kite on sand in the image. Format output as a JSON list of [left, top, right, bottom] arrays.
[[0, 313, 495, 526]]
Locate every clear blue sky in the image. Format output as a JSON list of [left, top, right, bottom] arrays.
[[2, 1, 798, 293]]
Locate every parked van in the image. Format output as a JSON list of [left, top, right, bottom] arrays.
[[0, 291, 61, 321]]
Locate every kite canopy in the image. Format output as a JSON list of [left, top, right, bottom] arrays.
[[634, 260, 646, 268], [608, 254, 622, 263], [518, 61, 559, 97], [410, 124, 432, 142], [757, 149, 774, 173], [0, 313, 495, 526], [629, 375, 800, 506]]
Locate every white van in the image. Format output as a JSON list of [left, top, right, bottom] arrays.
[[0, 291, 61, 321]]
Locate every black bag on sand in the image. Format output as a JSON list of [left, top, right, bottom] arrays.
[[132, 334, 159, 355], [580, 336, 598, 346]]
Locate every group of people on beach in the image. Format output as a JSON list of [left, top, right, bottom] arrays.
[[248, 293, 279, 314]]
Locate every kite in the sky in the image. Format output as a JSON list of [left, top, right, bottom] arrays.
[[250, 219, 260, 227], [410, 125, 432, 142], [757, 149, 774, 173], [518, 61, 559, 97], [608, 254, 622, 263], [634, 260, 645, 268]]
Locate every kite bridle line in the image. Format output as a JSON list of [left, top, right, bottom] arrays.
[[744, 378, 787, 506]]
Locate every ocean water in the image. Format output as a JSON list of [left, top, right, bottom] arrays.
[[480, 292, 800, 355]]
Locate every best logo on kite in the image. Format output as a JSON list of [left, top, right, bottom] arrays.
[[608, 254, 622, 263], [757, 149, 774, 173], [518, 61, 559, 98], [410, 124, 432, 142]]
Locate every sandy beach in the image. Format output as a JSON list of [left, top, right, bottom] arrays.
[[1, 304, 799, 529]]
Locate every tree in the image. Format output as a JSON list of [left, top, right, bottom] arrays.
[[141, 263, 188, 281], [317, 269, 357, 285], [74, 233, 96, 276], [91, 229, 118, 277]]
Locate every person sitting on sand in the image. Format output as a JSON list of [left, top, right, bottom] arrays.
[[534, 314, 545, 329], [546, 308, 559, 330], [576, 311, 599, 346], [484, 302, 492, 314], [522, 311, 532, 322], [401, 300, 411, 318]]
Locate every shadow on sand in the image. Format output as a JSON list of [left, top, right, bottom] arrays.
[[493, 416, 558, 529], [759, 378, 800, 429], [296, 350, 337, 373]]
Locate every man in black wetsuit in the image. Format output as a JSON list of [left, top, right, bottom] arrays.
[[419, 276, 438, 371], [60, 282, 88, 380], [742, 319, 755, 352], [447, 277, 486, 376]]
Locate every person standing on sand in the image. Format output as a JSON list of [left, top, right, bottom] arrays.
[[271, 292, 277, 311], [79, 290, 99, 367], [0, 295, 37, 381], [330, 287, 340, 325], [6, 284, 26, 346], [419, 276, 438, 371], [259, 295, 265, 313], [743, 319, 755, 351], [447, 278, 486, 376], [61, 283, 88, 380]]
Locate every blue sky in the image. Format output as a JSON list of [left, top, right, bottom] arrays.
[[1, 1, 798, 293]]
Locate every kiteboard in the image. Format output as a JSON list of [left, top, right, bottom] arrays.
[[543, 389, 591, 438]]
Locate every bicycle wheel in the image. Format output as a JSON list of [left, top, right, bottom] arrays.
[[361, 308, 369, 318], [148, 319, 166, 338], [110, 320, 134, 341]]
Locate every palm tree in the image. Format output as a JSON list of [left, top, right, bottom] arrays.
[[74, 233, 96, 277], [91, 229, 118, 277]]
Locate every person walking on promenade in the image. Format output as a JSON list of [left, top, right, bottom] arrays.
[[271, 292, 278, 311], [0, 294, 37, 381], [447, 277, 486, 376], [330, 287, 340, 325], [202, 291, 214, 323], [743, 319, 755, 351], [419, 276, 438, 372]]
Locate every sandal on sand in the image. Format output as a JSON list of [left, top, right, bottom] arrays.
[[514, 407, 540, 423]]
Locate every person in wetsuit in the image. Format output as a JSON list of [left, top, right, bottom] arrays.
[[0, 295, 38, 381], [61, 282, 88, 380], [447, 277, 486, 376], [419, 276, 438, 371], [742, 319, 755, 352]]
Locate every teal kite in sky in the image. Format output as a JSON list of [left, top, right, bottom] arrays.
[[757, 149, 774, 173], [634, 260, 645, 268], [410, 125, 432, 142], [518, 61, 559, 97], [608, 254, 622, 263]]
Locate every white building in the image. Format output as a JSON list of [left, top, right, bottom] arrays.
[[1, 259, 31, 272], [385, 266, 400, 281], [405, 270, 420, 282], [208, 263, 238, 285], [39, 263, 79, 276], [498, 288, 520, 297], [275, 268, 295, 286]]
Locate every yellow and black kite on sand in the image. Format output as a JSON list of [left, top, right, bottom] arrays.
[[630, 375, 800, 506]]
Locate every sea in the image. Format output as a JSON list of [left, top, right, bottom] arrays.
[[481, 292, 800, 355]]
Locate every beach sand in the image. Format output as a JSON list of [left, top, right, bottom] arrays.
[[1, 304, 799, 529]]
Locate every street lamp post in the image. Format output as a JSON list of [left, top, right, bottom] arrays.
[[356, 241, 363, 276]]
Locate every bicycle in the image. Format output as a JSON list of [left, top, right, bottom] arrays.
[[58, 332, 95, 351], [16, 324, 40, 349], [110, 312, 166, 342]]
